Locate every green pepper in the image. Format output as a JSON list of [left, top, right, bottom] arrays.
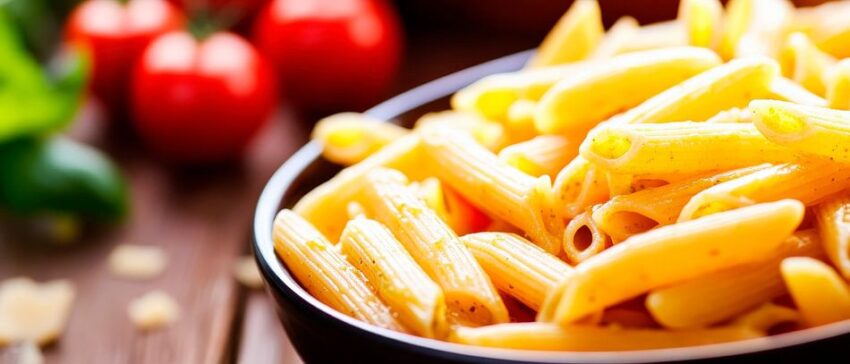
[[0, 136, 128, 221]]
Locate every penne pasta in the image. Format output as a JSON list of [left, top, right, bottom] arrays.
[[720, 0, 793, 59], [544, 199, 804, 324], [526, 0, 603, 68], [678, 160, 850, 222], [312, 113, 409, 166], [678, 0, 723, 49], [752, 99, 850, 163], [778, 32, 836, 96], [781, 257, 850, 327], [498, 135, 575, 178], [414, 111, 507, 151], [359, 168, 508, 326], [705, 107, 752, 123], [339, 218, 448, 338], [593, 165, 769, 242], [272, 210, 405, 331], [646, 230, 822, 329], [589, 16, 639, 60], [765, 76, 829, 107], [827, 59, 850, 110], [814, 194, 850, 280], [293, 134, 423, 241], [608, 57, 779, 126], [460, 232, 572, 311], [535, 47, 721, 135], [504, 99, 539, 142], [563, 208, 610, 264], [552, 157, 609, 219], [793, 1, 850, 58], [420, 128, 562, 254], [580, 122, 796, 176], [616, 20, 688, 54]]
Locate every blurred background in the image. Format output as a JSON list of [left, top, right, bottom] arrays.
[[0, 0, 832, 363]]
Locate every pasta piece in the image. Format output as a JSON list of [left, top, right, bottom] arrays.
[[616, 20, 688, 54], [293, 134, 423, 241], [339, 218, 447, 338], [420, 128, 562, 255], [312, 113, 409, 166], [720, 0, 793, 59], [814, 194, 850, 280], [778, 33, 836, 96], [593, 165, 768, 242], [589, 16, 639, 60], [563, 208, 610, 264], [646, 230, 822, 329], [765, 77, 828, 107], [781, 257, 850, 326], [794, 1, 850, 58], [414, 111, 507, 151], [580, 122, 795, 176], [678, 0, 723, 49], [705, 107, 752, 123], [272, 210, 405, 331], [0, 278, 75, 346], [752, 99, 850, 163], [360, 169, 508, 326], [552, 157, 609, 219], [128, 290, 180, 331], [107, 244, 167, 280], [504, 99, 538, 142], [233, 256, 264, 289], [827, 59, 850, 110], [545, 199, 804, 324], [449, 318, 780, 352], [679, 160, 850, 222], [460, 232, 572, 310], [535, 47, 721, 135], [498, 135, 575, 178], [526, 0, 603, 68], [609, 57, 779, 125]]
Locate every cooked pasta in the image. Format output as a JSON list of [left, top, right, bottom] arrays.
[[339, 218, 448, 338], [814, 194, 850, 280], [781, 257, 850, 326], [827, 59, 850, 109], [720, 0, 793, 59], [552, 156, 609, 218], [679, 0, 724, 49], [752, 99, 850, 163], [460, 232, 572, 310], [312, 113, 409, 166], [589, 16, 639, 60], [272, 210, 405, 331], [779, 32, 836, 96], [544, 200, 804, 324], [563, 208, 610, 263], [526, 0, 603, 68], [498, 135, 575, 178], [359, 168, 508, 326], [766, 76, 829, 107]]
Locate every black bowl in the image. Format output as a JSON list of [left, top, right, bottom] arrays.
[[253, 50, 850, 363]]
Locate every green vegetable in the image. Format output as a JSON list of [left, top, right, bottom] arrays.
[[0, 137, 128, 221]]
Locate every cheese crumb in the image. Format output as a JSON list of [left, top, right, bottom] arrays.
[[233, 256, 264, 289], [108, 245, 167, 279], [0, 278, 75, 346], [128, 291, 179, 331]]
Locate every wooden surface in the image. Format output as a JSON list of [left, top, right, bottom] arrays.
[[0, 26, 532, 364]]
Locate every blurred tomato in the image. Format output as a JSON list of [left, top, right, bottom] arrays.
[[131, 31, 278, 163], [66, 0, 184, 115], [166, 0, 267, 27], [253, 0, 402, 112]]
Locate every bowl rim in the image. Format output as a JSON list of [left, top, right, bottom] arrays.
[[252, 49, 850, 363]]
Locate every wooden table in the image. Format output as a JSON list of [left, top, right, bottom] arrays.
[[0, 27, 533, 364]]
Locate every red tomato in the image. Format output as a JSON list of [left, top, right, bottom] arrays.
[[131, 31, 278, 163], [66, 0, 184, 114], [253, 0, 402, 112]]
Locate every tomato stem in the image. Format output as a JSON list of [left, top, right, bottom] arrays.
[[187, 11, 220, 41]]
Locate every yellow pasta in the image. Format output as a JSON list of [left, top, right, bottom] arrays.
[[678, 0, 723, 49], [420, 128, 562, 254], [705, 107, 752, 123], [778, 32, 836, 96], [497, 135, 575, 178], [544, 199, 804, 324], [272, 210, 405, 331], [312, 113, 410, 166], [752, 99, 850, 163], [294, 134, 423, 241], [609, 57, 779, 126], [552, 156, 609, 219], [589, 16, 639, 60], [593, 165, 769, 242], [359, 168, 507, 326], [827, 59, 850, 110], [766, 76, 829, 107], [793, 1, 850, 58], [563, 208, 610, 264], [814, 194, 850, 280], [504, 99, 538, 142], [646, 230, 822, 329], [526, 0, 603, 68], [535, 47, 721, 135], [339, 218, 447, 338], [616, 20, 688, 54], [720, 0, 793, 59], [460, 232, 572, 311], [678, 160, 850, 222], [580, 122, 795, 176], [781, 257, 850, 327], [414, 111, 507, 151]]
